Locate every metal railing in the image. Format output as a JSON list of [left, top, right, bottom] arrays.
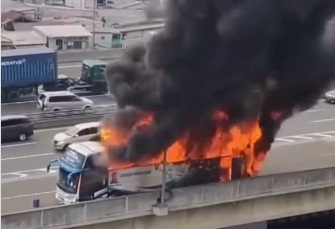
[[26, 105, 118, 129]]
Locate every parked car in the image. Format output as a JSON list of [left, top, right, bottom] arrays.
[[324, 90, 335, 104], [53, 122, 100, 151], [1, 115, 34, 142], [37, 91, 94, 112]]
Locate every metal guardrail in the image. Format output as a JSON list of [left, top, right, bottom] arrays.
[[2, 167, 335, 229], [28, 105, 117, 129]]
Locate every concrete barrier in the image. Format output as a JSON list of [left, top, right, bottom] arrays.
[[57, 48, 125, 63], [2, 167, 335, 229]]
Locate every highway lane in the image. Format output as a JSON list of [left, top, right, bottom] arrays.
[[1, 94, 116, 116], [2, 100, 334, 174], [2, 100, 335, 214]]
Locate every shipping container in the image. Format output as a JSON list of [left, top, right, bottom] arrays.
[[1, 47, 58, 88]]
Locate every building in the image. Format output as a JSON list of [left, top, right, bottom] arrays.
[[33, 25, 92, 51], [82, 23, 122, 49], [1, 34, 14, 50], [1, 31, 46, 49]]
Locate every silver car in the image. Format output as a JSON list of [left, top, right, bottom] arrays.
[[53, 122, 100, 151], [37, 91, 94, 112], [324, 90, 335, 104]]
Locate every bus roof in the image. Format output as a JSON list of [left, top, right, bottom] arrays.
[[69, 141, 101, 157]]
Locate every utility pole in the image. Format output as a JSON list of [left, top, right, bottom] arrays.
[[92, 0, 97, 48], [153, 150, 169, 216]]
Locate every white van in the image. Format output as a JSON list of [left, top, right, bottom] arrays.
[[53, 122, 100, 151], [37, 91, 93, 112]]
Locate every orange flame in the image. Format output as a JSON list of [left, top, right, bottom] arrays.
[[101, 111, 265, 181]]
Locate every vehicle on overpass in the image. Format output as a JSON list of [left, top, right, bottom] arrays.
[[38, 60, 109, 95], [53, 122, 100, 151], [47, 141, 247, 205], [37, 91, 94, 113], [324, 90, 335, 104], [1, 47, 58, 101]]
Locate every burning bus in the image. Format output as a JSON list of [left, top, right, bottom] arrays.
[[47, 109, 254, 205], [47, 140, 247, 204]]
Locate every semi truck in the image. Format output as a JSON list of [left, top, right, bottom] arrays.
[[38, 59, 108, 96], [1, 47, 58, 101], [47, 141, 247, 205], [67, 59, 108, 95]]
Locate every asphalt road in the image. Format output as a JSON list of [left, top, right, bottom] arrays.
[[2, 100, 335, 214]]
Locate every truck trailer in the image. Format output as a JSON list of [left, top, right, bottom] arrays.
[[47, 141, 247, 204], [1, 47, 58, 101]]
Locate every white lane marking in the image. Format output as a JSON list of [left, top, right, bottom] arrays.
[[274, 138, 295, 142], [290, 136, 314, 140], [1, 142, 37, 148], [6, 172, 28, 178], [275, 130, 335, 143], [311, 118, 335, 123], [312, 133, 334, 138], [1, 167, 57, 176], [58, 64, 81, 69], [1, 153, 55, 161], [304, 109, 324, 113], [1, 191, 56, 200]]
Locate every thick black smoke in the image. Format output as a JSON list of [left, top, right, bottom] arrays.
[[105, 0, 335, 163]]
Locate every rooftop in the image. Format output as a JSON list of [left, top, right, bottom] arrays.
[[33, 25, 92, 38], [1, 46, 54, 57], [2, 31, 45, 46]]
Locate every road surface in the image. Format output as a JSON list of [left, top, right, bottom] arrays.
[[1, 94, 115, 116], [2, 100, 335, 214]]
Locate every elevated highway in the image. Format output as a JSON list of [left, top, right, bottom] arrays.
[[2, 167, 335, 229]]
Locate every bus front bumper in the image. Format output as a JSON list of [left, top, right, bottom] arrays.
[[55, 186, 78, 205]]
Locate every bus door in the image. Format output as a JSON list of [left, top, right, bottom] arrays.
[[79, 154, 108, 201]]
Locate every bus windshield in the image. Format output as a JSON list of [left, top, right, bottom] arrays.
[[57, 149, 86, 194], [57, 167, 81, 194]]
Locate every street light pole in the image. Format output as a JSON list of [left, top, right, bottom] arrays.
[[92, 0, 96, 48], [153, 150, 169, 216], [160, 150, 167, 206]]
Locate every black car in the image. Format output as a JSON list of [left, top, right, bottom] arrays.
[[1, 115, 34, 142], [324, 90, 335, 104]]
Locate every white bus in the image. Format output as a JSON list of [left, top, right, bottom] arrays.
[[47, 141, 246, 204]]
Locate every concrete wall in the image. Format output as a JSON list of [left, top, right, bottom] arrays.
[[75, 186, 335, 229], [2, 167, 335, 229], [56, 48, 125, 63]]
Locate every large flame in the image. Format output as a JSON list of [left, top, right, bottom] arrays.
[[101, 110, 265, 181]]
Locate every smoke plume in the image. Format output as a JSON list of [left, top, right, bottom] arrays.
[[105, 0, 335, 164]]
